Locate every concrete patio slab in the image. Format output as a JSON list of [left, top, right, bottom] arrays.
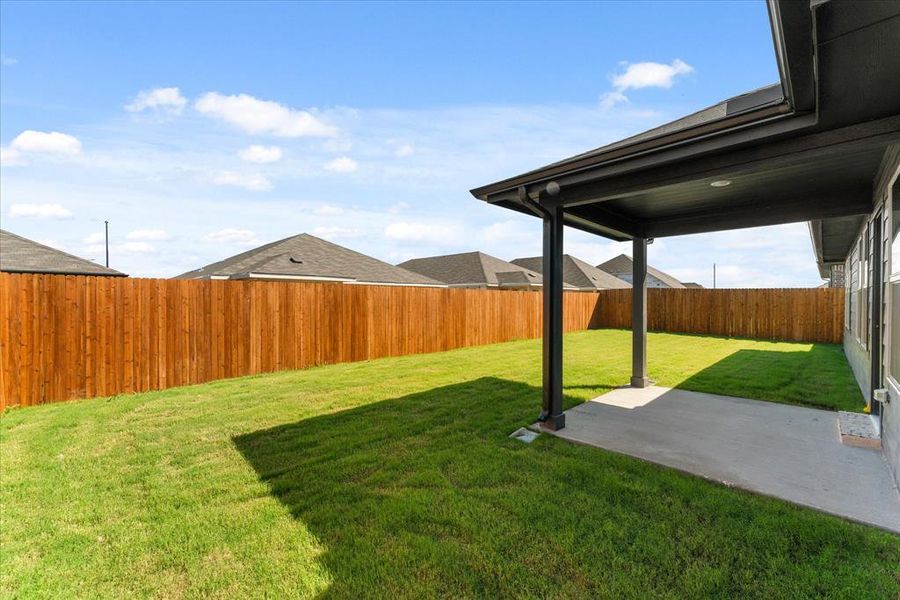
[[546, 386, 900, 533]]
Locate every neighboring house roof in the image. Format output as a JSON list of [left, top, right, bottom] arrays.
[[398, 251, 554, 288], [0, 229, 126, 277], [597, 254, 686, 289], [683, 282, 704, 289], [511, 255, 631, 290], [175, 233, 442, 286]]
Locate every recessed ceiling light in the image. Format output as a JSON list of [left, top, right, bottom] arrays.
[[710, 180, 731, 188]]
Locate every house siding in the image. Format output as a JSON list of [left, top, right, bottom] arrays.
[[842, 145, 900, 485], [879, 149, 900, 486], [609, 273, 672, 289]]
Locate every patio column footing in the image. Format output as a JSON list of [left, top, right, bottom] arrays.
[[538, 412, 566, 431], [630, 376, 653, 388]]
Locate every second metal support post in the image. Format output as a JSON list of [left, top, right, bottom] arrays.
[[541, 202, 565, 429], [631, 237, 650, 388]]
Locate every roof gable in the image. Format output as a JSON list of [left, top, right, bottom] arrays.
[[597, 254, 686, 288], [177, 233, 441, 285], [399, 251, 544, 286], [511, 255, 631, 290]]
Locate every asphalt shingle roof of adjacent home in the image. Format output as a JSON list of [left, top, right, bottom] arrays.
[[398, 251, 551, 288], [175, 233, 442, 286], [511, 255, 631, 290], [597, 254, 686, 288], [0, 229, 126, 277]]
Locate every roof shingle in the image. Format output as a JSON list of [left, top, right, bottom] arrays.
[[399, 251, 549, 287], [0, 229, 126, 277], [176, 233, 442, 286], [511, 255, 631, 290]]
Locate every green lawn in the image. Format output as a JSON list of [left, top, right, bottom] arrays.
[[2, 329, 895, 599]]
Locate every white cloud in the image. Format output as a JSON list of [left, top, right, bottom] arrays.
[[0, 147, 24, 166], [1, 54, 17, 66], [395, 144, 415, 157], [601, 59, 693, 109], [238, 144, 283, 164], [323, 156, 358, 173], [565, 239, 625, 266], [10, 130, 82, 155], [312, 226, 360, 240], [612, 59, 693, 91], [195, 92, 337, 137], [479, 220, 533, 245], [314, 204, 345, 216], [384, 221, 457, 243], [8, 203, 73, 219], [323, 138, 353, 153], [388, 202, 410, 214], [120, 241, 155, 253], [599, 90, 630, 111], [125, 87, 187, 115], [211, 171, 272, 191], [126, 229, 171, 241], [83, 232, 105, 244], [202, 228, 261, 246]]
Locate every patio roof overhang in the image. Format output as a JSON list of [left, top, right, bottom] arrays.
[[471, 0, 900, 242], [468, 0, 900, 429]]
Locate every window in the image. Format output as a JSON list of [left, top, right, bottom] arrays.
[[849, 245, 859, 337], [890, 188, 900, 380], [844, 257, 851, 330], [862, 225, 871, 348]]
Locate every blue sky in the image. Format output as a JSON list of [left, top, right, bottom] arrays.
[[1, 1, 824, 286]]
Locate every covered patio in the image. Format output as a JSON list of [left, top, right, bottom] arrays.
[[471, 0, 900, 523], [547, 385, 900, 532]]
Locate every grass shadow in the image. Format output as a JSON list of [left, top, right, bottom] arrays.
[[233, 376, 895, 598]]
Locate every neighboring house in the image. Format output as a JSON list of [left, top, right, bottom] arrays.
[[176, 233, 442, 286], [399, 251, 563, 290], [511, 254, 631, 290], [683, 282, 704, 289], [810, 146, 900, 484], [597, 254, 686, 288], [0, 229, 126, 277]]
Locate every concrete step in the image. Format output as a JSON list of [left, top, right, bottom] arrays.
[[838, 411, 881, 449]]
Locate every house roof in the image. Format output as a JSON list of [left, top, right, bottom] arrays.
[[511, 255, 631, 290], [399, 251, 552, 288], [175, 233, 442, 286], [683, 282, 704, 289], [0, 229, 126, 277], [597, 254, 686, 289]]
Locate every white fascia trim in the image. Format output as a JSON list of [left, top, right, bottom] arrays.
[[344, 280, 447, 288], [248, 272, 354, 282]]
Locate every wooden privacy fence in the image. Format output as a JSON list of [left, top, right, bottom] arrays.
[[0, 273, 843, 409], [0, 273, 601, 409], [594, 287, 844, 344]]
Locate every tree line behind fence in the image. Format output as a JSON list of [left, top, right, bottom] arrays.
[[0, 273, 844, 409]]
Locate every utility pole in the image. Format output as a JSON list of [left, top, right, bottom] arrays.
[[713, 263, 716, 289], [104, 220, 109, 267]]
